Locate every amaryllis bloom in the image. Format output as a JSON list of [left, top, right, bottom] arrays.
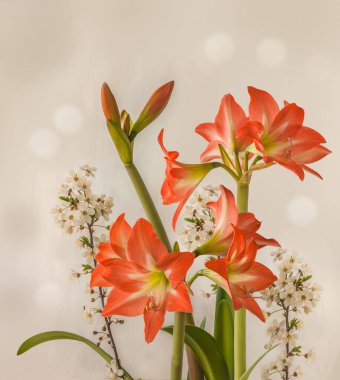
[[195, 185, 279, 255], [204, 227, 277, 321], [195, 94, 260, 163], [248, 86, 331, 180], [91, 216, 194, 343], [158, 129, 220, 229]]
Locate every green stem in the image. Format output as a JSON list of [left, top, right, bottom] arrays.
[[171, 312, 186, 380], [234, 180, 249, 380], [123, 162, 188, 380], [249, 155, 262, 169], [237, 181, 249, 213], [234, 152, 243, 177], [187, 270, 204, 287], [124, 163, 171, 251], [244, 152, 250, 172]]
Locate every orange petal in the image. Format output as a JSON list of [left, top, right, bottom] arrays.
[[248, 86, 279, 133], [166, 283, 193, 312], [144, 306, 166, 343], [127, 218, 168, 269], [233, 295, 266, 322], [215, 94, 247, 150], [270, 103, 304, 140], [200, 141, 225, 163], [101, 260, 149, 293], [158, 129, 179, 160], [229, 262, 277, 292], [157, 252, 194, 287], [109, 213, 132, 259], [96, 242, 119, 263], [195, 122, 221, 142], [102, 288, 147, 317], [90, 264, 113, 288]]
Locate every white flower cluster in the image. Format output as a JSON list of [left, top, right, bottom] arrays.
[[51, 164, 113, 235], [179, 185, 219, 251], [261, 249, 320, 380], [52, 165, 128, 377], [106, 359, 125, 380], [52, 165, 115, 324]]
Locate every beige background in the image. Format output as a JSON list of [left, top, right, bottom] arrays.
[[1, 0, 339, 379]]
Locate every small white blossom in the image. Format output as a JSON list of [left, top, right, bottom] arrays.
[[70, 269, 81, 281], [82, 306, 95, 323], [178, 185, 219, 250], [304, 349, 316, 361], [52, 165, 114, 241], [262, 249, 320, 379], [106, 359, 124, 380], [291, 366, 302, 377], [80, 164, 97, 177]]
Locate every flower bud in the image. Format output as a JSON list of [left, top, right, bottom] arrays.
[[131, 80, 174, 139], [120, 110, 132, 136], [101, 83, 133, 164], [101, 83, 120, 127]]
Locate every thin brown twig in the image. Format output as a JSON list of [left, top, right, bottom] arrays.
[[86, 223, 121, 369]]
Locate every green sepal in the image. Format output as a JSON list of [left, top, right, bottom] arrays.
[[107, 120, 133, 164], [17, 331, 133, 380], [163, 325, 229, 380], [218, 144, 234, 168]]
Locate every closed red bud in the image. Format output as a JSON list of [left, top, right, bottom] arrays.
[[101, 82, 120, 126], [131, 81, 174, 138]]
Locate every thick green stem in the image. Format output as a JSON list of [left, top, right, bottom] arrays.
[[123, 162, 190, 380], [171, 312, 186, 380], [237, 181, 249, 213], [124, 163, 171, 251], [234, 180, 249, 380]]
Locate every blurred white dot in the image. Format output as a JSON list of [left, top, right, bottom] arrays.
[[304, 54, 334, 83], [53, 104, 83, 134], [204, 33, 234, 63], [287, 196, 318, 226], [29, 128, 60, 158], [256, 37, 287, 68], [34, 283, 63, 312]]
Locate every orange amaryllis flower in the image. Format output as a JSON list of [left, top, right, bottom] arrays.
[[195, 185, 279, 255], [158, 129, 220, 229], [91, 217, 194, 343], [248, 86, 330, 180], [195, 94, 261, 163], [204, 227, 277, 321]]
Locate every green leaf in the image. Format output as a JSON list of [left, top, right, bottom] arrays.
[[17, 331, 133, 380], [163, 325, 229, 380], [240, 345, 279, 380], [214, 299, 234, 379]]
